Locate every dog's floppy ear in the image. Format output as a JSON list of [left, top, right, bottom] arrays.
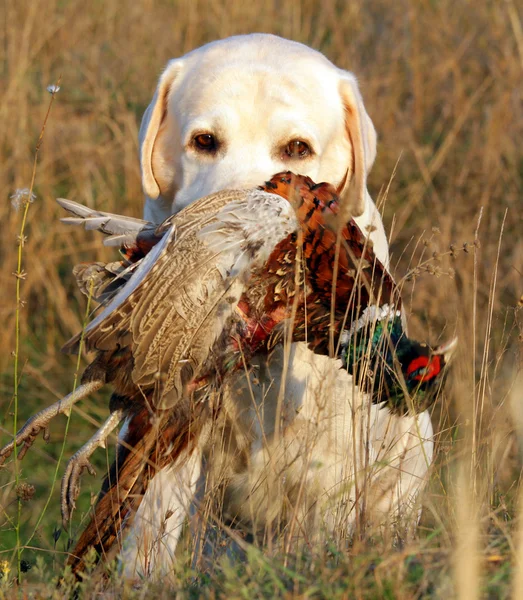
[[139, 60, 184, 203], [337, 75, 377, 218]]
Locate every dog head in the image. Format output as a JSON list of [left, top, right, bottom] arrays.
[[139, 34, 377, 228]]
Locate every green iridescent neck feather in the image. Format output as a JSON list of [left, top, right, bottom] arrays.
[[340, 308, 439, 415]]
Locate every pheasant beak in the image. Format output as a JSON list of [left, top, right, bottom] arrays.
[[432, 336, 458, 365]]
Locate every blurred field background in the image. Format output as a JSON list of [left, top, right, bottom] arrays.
[[0, 0, 522, 597]]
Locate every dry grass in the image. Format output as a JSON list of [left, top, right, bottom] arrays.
[[0, 0, 522, 597]]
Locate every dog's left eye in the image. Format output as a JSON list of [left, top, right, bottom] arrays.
[[284, 140, 311, 159], [193, 133, 218, 152]]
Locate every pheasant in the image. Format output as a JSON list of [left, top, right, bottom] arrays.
[[0, 172, 456, 576]]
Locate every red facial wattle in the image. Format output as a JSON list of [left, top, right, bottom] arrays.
[[407, 355, 442, 382]]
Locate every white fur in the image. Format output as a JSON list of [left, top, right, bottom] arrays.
[[122, 34, 434, 581]]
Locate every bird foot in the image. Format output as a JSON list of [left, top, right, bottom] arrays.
[[61, 409, 123, 526], [0, 381, 104, 466]]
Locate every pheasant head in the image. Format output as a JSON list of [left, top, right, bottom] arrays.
[[341, 308, 457, 414]]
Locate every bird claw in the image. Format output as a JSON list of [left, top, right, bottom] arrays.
[[60, 409, 123, 526], [0, 412, 54, 465], [61, 452, 97, 526], [17, 442, 33, 461], [0, 381, 104, 466]]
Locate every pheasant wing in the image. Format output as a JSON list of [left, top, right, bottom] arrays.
[[62, 189, 298, 409]]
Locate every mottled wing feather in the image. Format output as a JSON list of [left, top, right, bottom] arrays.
[[61, 226, 175, 355], [63, 189, 297, 409], [57, 197, 152, 246], [72, 261, 136, 304], [129, 190, 298, 407]]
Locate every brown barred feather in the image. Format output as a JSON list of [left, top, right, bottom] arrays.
[[68, 397, 209, 577]]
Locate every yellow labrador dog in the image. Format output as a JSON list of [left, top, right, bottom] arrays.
[[121, 34, 433, 580]]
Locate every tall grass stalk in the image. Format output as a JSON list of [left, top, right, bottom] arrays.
[[11, 78, 61, 582]]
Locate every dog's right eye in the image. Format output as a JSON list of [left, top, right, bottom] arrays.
[[284, 139, 311, 159], [193, 133, 217, 152]]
